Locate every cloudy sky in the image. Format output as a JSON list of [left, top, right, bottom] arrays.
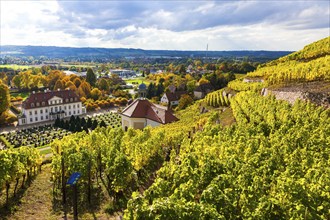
[[1, 0, 329, 51]]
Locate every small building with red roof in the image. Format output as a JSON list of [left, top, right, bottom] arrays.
[[120, 83, 178, 130]]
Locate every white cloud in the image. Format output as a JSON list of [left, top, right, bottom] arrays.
[[0, 0, 329, 50]]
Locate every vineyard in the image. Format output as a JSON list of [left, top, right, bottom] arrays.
[[227, 79, 264, 92], [1, 37, 329, 219], [125, 92, 330, 219], [205, 88, 231, 107], [0, 147, 42, 208], [247, 56, 330, 85], [267, 36, 330, 65]]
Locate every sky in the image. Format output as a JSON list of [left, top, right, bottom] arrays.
[[0, 0, 329, 51]]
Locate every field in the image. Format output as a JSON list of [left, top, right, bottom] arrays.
[[0, 64, 37, 70], [124, 77, 151, 85]]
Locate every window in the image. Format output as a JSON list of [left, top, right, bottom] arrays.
[[73, 111, 76, 114], [36, 102, 40, 107], [69, 105, 71, 109], [55, 107, 58, 112], [78, 110, 80, 114], [29, 111, 32, 116], [66, 98, 69, 102], [69, 111, 71, 115], [77, 104, 80, 108], [70, 98, 73, 102], [59, 106, 61, 111], [75, 97, 77, 101], [42, 101, 45, 106], [30, 118, 33, 122], [64, 106, 66, 110], [41, 116, 43, 120], [46, 115, 48, 119], [35, 110, 37, 114], [40, 109, 43, 114], [35, 117, 38, 122], [51, 107, 53, 112], [73, 104, 76, 109], [45, 109, 48, 113], [31, 103, 35, 107]]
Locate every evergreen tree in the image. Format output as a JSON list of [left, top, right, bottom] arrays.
[[69, 121, 76, 132], [81, 117, 87, 127], [156, 83, 164, 97], [54, 117, 61, 127], [70, 115, 76, 124], [91, 120, 98, 130], [146, 83, 155, 99], [99, 120, 107, 127], [83, 124, 89, 133], [64, 120, 70, 130], [87, 117, 93, 128], [86, 68, 97, 87]]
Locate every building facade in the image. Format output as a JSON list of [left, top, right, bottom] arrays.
[[18, 89, 86, 125]]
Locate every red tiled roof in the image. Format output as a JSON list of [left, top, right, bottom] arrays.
[[164, 91, 187, 102], [22, 89, 80, 109], [120, 99, 178, 124]]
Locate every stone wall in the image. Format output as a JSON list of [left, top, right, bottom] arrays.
[[263, 88, 330, 108]]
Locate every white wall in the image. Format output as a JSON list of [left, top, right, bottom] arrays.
[[121, 115, 161, 130], [160, 94, 168, 104], [20, 101, 84, 125]]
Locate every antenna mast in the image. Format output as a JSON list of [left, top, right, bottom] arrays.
[[206, 43, 208, 59]]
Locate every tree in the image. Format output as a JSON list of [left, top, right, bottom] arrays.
[[12, 75, 21, 90], [0, 80, 10, 115], [187, 80, 196, 93], [78, 81, 92, 98], [90, 88, 102, 100], [177, 94, 194, 110], [198, 78, 210, 85], [54, 80, 64, 90], [97, 78, 109, 91], [86, 68, 97, 87], [100, 120, 107, 127], [73, 78, 82, 88]]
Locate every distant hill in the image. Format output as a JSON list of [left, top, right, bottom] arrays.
[[0, 45, 291, 61], [247, 36, 330, 85]]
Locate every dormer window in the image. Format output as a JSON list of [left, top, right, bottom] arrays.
[[42, 102, 45, 106], [66, 98, 69, 102], [74, 97, 77, 101], [36, 102, 40, 107], [70, 98, 73, 102], [31, 103, 35, 107]]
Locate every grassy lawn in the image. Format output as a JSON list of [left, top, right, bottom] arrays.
[[10, 91, 30, 100], [39, 147, 52, 155], [219, 107, 236, 127], [124, 77, 150, 85]]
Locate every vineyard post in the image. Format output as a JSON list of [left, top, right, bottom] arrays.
[[61, 153, 66, 206], [73, 183, 78, 220], [67, 172, 81, 220]]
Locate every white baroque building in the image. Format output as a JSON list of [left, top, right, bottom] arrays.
[[18, 89, 86, 125]]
